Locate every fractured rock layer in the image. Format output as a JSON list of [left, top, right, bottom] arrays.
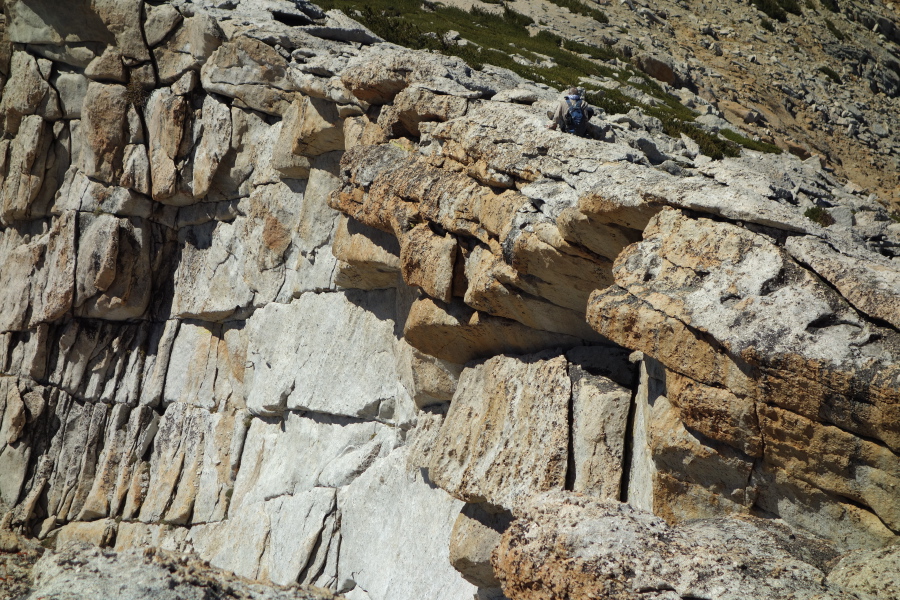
[[0, 0, 898, 599]]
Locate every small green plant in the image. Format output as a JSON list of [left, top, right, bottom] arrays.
[[719, 128, 783, 154], [824, 18, 845, 40], [818, 65, 841, 84], [760, 17, 775, 32], [820, 0, 839, 12], [889, 212, 900, 223], [546, 0, 609, 23], [752, 0, 787, 21], [779, 0, 803, 15], [751, 0, 801, 21], [804, 206, 836, 227]]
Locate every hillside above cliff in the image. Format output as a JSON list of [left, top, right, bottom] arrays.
[[310, 0, 900, 212]]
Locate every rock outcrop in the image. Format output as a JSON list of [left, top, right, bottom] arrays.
[[0, 1, 898, 599]]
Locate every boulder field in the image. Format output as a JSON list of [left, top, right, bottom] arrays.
[[0, 1, 898, 599]]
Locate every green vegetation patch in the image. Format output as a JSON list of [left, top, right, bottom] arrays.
[[750, 0, 802, 21], [804, 206, 836, 226], [720, 128, 783, 154], [316, 0, 771, 159], [820, 0, 839, 12], [824, 18, 845, 40], [760, 17, 775, 32], [545, 0, 609, 24], [818, 65, 841, 84]]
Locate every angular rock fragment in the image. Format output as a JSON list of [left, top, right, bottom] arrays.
[[428, 352, 570, 510]]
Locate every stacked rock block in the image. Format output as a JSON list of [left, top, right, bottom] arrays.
[[0, 1, 898, 599]]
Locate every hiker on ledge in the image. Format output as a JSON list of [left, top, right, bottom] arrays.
[[547, 87, 594, 137]]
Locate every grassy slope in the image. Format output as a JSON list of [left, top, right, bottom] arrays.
[[317, 0, 780, 158]]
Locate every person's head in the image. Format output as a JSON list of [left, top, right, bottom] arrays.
[[568, 86, 579, 96]]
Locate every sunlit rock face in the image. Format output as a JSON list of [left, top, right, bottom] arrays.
[[1, 2, 898, 600]]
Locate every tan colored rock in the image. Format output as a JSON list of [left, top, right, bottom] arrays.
[[332, 215, 401, 290], [493, 491, 851, 600], [76, 405, 159, 521], [759, 404, 900, 534], [395, 338, 463, 409], [55, 519, 118, 548], [192, 94, 232, 199], [0, 50, 62, 133], [461, 240, 605, 339], [427, 352, 570, 510], [785, 234, 900, 329], [827, 543, 900, 600], [80, 82, 129, 185], [588, 208, 900, 453], [403, 296, 584, 365], [283, 95, 345, 157], [341, 46, 483, 105], [200, 36, 296, 116], [120, 144, 151, 195], [145, 87, 188, 202], [154, 11, 223, 85], [398, 223, 457, 303], [378, 85, 469, 136], [74, 214, 152, 320], [0, 114, 53, 224], [144, 4, 183, 47], [84, 46, 125, 82], [588, 208, 900, 549], [666, 370, 762, 458], [449, 503, 512, 588], [569, 359, 633, 500]]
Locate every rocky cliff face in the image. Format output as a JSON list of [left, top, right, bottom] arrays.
[[0, 1, 898, 599]]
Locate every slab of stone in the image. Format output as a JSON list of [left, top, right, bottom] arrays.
[[427, 352, 570, 510], [244, 290, 412, 422], [338, 447, 477, 600]]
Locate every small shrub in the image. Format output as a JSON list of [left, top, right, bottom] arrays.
[[719, 128, 783, 154], [804, 206, 836, 226], [824, 18, 845, 40], [779, 0, 803, 15], [818, 65, 841, 84], [760, 17, 775, 32], [545, 0, 609, 23], [751, 0, 787, 22], [820, 0, 839, 12], [123, 78, 150, 108]]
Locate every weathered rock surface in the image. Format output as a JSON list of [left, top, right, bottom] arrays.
[[493, 491, 858, 600], [587, 207, 900, 549], [24, 543, 342, 600], [1, 0, 899, 599]]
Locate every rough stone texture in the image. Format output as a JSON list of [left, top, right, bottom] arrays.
[[80, 82, 128, 185], [243, 290, 413, 423], [428, 352, 570, 511], [449, 503, 513, 588], [493, 492, 856, 600], [588, 207, 900, 550], [569, 351, 634, 500], [2, 0, 900, 598], [827, 544, 900, 600], [24, 543, 342, 600], [337, 447, 478, 600]]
